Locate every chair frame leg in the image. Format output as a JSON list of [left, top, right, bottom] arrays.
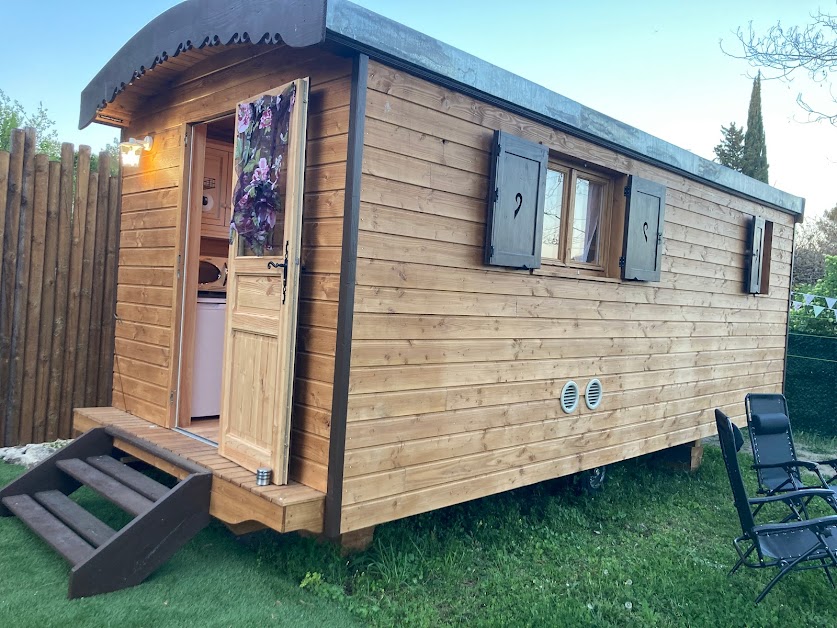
[[730, 544, 756, 575], [755, 545, 821, 604]]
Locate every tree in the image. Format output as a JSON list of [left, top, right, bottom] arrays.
[[713, 122, 745, 171], [729, 10, 837, 124], [790, 255, 837, 336], [0, 89, 60, 158], [792, 205, 837, 288], [742, 74, 769, 183]]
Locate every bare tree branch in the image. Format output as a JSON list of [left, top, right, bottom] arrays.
[[722, 10, 837, 124]]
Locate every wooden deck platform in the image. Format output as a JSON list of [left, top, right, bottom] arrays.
[[73, 408, 324, 534]]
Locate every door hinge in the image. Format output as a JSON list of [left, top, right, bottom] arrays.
[[169, 391, 175, 404], [618, 256, 626, 269], [176, 254, 182, 279], [494, 188, 499, 203], [624, 185, 630, 198]]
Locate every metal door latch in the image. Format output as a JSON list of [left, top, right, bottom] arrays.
[[266, 241, 291, 303]]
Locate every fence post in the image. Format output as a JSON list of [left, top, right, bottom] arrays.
[[19, 153, 50, 443], [4, 127, 37, 445], [46, 143, 75, 442], [33, 160, 62, 443], [98, 174, 121, 406], [0, 129, 26, 446]]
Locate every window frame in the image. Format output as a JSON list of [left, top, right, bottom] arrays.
[[539, 158, 615, 275]]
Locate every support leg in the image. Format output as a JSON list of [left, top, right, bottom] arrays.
[[338, 526, 375, 555]]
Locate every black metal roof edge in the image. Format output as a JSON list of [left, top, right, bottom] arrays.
[[78, 0, 328, 130], [325, 0, 805, 217]]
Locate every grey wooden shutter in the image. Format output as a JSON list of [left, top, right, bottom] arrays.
[[485, 131, 548, 269], [746, 215, 766, 294], [622, 176, 666, 282]]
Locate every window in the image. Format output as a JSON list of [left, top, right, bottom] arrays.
[[482, 130, 666, 281], [541, 162, 612, 270], [747, 216, 773, 294]]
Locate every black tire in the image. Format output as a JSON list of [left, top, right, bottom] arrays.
[[577, 466, 607, 494]]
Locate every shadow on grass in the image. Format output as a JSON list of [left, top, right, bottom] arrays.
[[3, 448, 837, 627]]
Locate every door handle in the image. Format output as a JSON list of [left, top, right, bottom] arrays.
[[266, 241, 291, 304]]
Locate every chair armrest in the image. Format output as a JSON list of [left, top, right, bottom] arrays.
[[749, 488, 837, 505], [817, 458, 837, 468], [754, 514, 837, 536], [752, 460, 819, 472]]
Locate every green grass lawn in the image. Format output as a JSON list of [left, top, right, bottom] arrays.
[[3, 447, 837, 627]]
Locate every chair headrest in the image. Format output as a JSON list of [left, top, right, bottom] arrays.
[[751, 413, 790, 435], [732, 423, 745, 452]]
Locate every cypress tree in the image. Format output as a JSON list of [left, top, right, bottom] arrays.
[[713, 122, 746, 171], [742, 73, 769, 183]]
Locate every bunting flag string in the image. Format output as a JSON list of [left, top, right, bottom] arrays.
[[790, 291, 837, 321]]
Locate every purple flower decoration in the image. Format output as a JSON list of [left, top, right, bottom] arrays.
[[237, 104, 252, 133], [258, 107, 272, 130], [230, 82, 296, 255]]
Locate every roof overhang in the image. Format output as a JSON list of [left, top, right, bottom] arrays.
[[80, 0, 805, 218]]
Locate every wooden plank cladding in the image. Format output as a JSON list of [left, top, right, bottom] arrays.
[[0, 130, 120, 447], [339, 60, 795, 533], [111, 45, 351, 493]]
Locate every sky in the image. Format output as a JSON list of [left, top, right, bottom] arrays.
[[1, 0, 834, 219]]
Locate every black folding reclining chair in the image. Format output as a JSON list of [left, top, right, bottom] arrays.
[[745, 393, 837, 518], [715, 409, 837, 603]]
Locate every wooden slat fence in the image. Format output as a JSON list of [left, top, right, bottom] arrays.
[[0, 128, 120, 447]]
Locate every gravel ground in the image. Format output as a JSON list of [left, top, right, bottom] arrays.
[[0, 440, 72, 468]]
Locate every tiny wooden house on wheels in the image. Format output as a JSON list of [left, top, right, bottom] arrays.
[[1, 0, 806, 594]]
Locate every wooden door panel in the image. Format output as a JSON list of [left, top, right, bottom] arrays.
[[218, 78, 309, 485], [220, 330, 279, 468], [233, 275, 283, 313]]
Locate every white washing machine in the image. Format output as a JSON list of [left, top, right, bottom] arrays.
[[191, 293, 226, 418]]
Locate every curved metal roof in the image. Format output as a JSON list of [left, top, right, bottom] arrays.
[[80, 0, 804, 216]]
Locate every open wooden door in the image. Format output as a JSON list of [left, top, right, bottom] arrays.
[[218, 79, 309, 485]]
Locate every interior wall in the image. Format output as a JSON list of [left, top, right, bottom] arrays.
[[110, 44, 352, 491], [340, 59, 795, 532]]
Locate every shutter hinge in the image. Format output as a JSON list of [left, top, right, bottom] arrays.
[[169, 391, 175, 404], [619, 256, 626, 269], [624, 185, 630, 198], [494, 188, 499, 203], [184, 132, 189, 147], [177, 254, 182, 279], [489, 245, 495, 259]]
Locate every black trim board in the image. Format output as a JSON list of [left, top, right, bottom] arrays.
[[324, 53, 367, 539]]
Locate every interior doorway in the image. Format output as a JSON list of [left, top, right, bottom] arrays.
[[175, 114, 236, 445]]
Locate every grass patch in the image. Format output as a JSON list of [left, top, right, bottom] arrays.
[[794, 431, 837, 458], [3, 448, 837, 626]]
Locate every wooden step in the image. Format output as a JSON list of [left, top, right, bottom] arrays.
[[56, 459, 153, 516], [34, 490, 116, 548], [1, 495, 94, 565], [85, 456, 169, 501]]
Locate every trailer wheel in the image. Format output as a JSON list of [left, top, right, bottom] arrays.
[[578, 466, 607, 494]]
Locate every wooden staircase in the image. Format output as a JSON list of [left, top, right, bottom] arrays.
[[0, 427, 212, 598]]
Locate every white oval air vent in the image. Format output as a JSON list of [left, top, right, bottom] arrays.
[[560, 381, 580, 414], [585, 379, 603, 410]]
